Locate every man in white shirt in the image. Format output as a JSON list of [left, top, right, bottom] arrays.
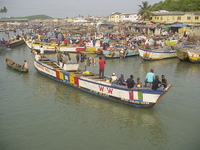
[[40, 46, 44, 57], [111, 73, 117, 82]]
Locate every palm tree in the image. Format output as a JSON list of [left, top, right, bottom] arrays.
[[138, 1, 152, 21], [3, 7, 7, 18], [0, 9, 3, 18]]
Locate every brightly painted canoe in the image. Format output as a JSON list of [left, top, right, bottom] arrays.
[[102, 49, 139, 58], [138, 47, 177, 60], [25, 40, 102, 53], [32, 54, 172, 108], [187, 48, 200, 63], [165, 40, 178, 45]]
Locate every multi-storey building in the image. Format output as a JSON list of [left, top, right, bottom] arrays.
[[108, 12, 121, 23], [108, 12, 139, 23], [151, 10, 200, 25], [120, 13, 138, 22]]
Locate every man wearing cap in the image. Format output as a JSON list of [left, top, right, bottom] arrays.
[[111, 73, 117, 82]]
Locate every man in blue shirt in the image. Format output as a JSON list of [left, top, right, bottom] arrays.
[[145, 69, 155, 87]]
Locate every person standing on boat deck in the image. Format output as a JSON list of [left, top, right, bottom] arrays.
[[22, 60, 28, 69], [152, 75, 161, 90], [57, 51, 63, 65], [40, 46, 44, 57], [126, 75, 135, 89], [161, 75, 168, 89], [145, 69, 155, 87], [76, 53, 80, 63], [99, 56, 106, 79]]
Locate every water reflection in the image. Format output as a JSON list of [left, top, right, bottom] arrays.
[[175, 61, 200, 75], [49, 81, 167, 144]]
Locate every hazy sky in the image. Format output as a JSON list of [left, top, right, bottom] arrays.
[[0, 0, 162, 18]]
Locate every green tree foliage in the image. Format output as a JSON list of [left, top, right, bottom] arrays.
[[138, 1, 152, 20], [11, 15, 52, 20], [0, 6, 7, 18], [151, 0, 200, 11]]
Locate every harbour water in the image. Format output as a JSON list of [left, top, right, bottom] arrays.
[[0, 38, 200, 150]]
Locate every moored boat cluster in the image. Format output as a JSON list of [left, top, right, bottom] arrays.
[[3, 21, 200, 108]]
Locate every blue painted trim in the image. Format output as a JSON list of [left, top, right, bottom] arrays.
[[79, 77, 164, 94], [34, 67, 155, 108], [138, 47, 176, 54]]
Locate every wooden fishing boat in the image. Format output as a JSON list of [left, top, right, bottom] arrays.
[[0, 39, 25, 49], [102, 48, 139, 58], [187, 48, 200, 63], [25, 39, 102, 53], [32, 54, 172, 108], [175, 45, 196, 61], [165, 40, 178, 45], [138, 46, 177, 60], [8, 39, 25, 48], [5, 58, 29, 73]]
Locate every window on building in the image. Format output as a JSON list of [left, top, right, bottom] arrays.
[[177, 16, 181, 20], [161, 17, 163, 20], [167, 17, 169, 20], [187, 16, 191, 20], [195, 16, 199, 20], [157, 17, 159, 20], [125, 15, 129, 18], [172, 16, 174, 20]]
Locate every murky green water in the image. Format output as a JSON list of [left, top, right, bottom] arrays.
[[0, 43, 200, 150]]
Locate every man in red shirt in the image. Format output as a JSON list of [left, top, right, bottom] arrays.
[[99, 57, 106, 79], [64, 38, 68, 46]]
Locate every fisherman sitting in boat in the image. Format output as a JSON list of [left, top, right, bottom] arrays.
[[161, 75, 168, 89], [22, 60, 28, 69], [135, 77, 142, 88], [151, 75, 161, 90], [110, 73, 118, 83], [116, 74, 126, 86], [126, 75, 135, 89]]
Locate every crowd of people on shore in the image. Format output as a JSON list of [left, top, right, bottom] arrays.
[[22, 20, 194, 53]]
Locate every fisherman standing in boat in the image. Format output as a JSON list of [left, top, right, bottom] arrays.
[[57, 51, 63, 65], [99, 56, 106, 79], [145, 69, 155, 87], [40, 46, 44, 57]]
